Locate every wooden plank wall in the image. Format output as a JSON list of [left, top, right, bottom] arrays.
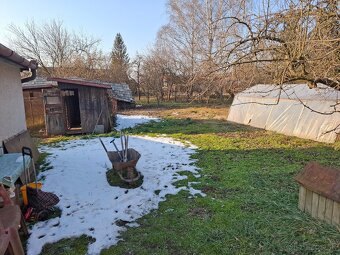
[[299, 186, 340, 228], [58, 83, 111, 133], [23, 90, 45, 130], [78, 86, 111, 133], [43, 89, 66, 136]]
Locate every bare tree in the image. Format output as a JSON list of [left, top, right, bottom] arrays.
[[131, 53, 143, 100], [216, 0, 340, 90], [153, 0, 253, 102], [8, 19, 101, 78], [139, 48, 166, 105]]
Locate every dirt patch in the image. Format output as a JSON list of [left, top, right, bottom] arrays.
[[116, 220, 129, 227], [210, 175, 221, 182], [202, 186, 218, 194], [189, 207, 212, 220], [202, 186, 241, 199]]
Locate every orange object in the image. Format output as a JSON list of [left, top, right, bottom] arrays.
[[20, 183, 42, 206]]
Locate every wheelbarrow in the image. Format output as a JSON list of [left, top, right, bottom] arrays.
[[99, 137, 141, 183]]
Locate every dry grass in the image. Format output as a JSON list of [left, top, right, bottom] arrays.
[[121, 106, 229, 120]]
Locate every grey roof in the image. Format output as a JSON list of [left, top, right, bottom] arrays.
[[111, 83, 134, 103], [22, 77, 57, 89], [23, 77, 135, 103]]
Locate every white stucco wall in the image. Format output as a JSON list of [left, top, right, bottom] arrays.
[[0, 60, 27, 144]]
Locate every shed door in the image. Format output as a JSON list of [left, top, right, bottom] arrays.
[[43, 88, 65, 135]]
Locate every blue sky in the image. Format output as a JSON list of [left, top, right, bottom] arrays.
[[0, 0, 168, 58]]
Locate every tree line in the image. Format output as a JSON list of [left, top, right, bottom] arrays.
[[9, 20, 130, 84], [9, 0, 339, 103], [133, 0, 339, 103]]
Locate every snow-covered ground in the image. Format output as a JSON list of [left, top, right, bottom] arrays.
[[27, 115, 203, 255], [115, 114, 159, 130]]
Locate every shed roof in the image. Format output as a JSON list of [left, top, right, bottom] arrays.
[[23, 76, 135, 102], [110, 83, 134, 103], [295, 162, 340, 203], [0, 43, 37, 70], [22, 77, 57, 90], [49, 77, 111, 89]]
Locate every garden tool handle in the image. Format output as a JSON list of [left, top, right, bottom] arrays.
[[22, 147, 30, 184], [22, 147, 33, 158], [22, 147, 36, 188]]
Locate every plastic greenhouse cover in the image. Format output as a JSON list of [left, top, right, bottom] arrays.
[[228, 84, 340, 143]]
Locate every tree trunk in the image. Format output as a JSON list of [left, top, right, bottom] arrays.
[[156, 95, 160, 107], [220, 87, 224, 103], [174, 85, 177, 102]]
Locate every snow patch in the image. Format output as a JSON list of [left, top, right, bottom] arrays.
[[27, 136, 203, 255], [115, 114, 159, 130]]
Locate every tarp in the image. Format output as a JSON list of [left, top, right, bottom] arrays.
[[227, 84, 340, 143]]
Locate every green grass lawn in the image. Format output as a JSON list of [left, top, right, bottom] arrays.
[[38, 118, 340, 255]]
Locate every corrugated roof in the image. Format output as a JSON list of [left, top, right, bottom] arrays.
[[110, 83, 134, 103]]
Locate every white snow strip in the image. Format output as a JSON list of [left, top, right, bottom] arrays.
[[188, 182, 206, 197], [27, 136, 203, 255], [115, 114, 160, 130]]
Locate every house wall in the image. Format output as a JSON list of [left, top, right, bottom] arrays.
[[58, 83, 112, 133], [0, 60, 27, 144]]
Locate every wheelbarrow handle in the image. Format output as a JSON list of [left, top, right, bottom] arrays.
[[22, 147, 33, 158]]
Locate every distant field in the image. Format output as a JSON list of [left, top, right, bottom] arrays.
[[122, 97, 231, 120]]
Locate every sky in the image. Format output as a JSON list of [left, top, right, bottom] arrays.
[[0, 0, 168, 58]]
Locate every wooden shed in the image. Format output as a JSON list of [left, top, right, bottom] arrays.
[[110, 83, 135, 110], [43, 77, 113, 136], [295, 162, 340, 228], [22, 77, 56, 130]]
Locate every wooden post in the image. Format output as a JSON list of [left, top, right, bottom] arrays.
[[298, 186, 306, 211]]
